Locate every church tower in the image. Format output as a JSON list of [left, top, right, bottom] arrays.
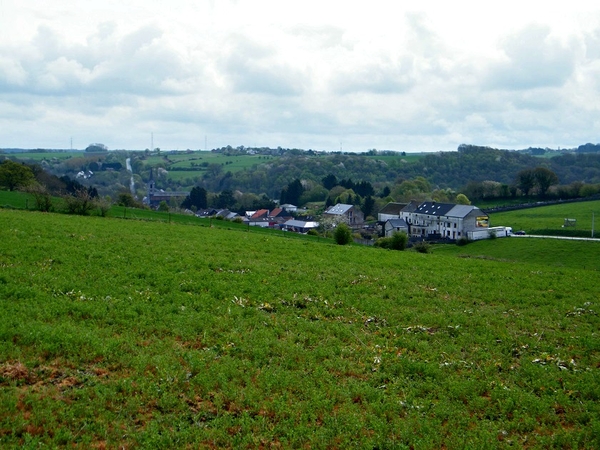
[[148, 168, 155, 202]]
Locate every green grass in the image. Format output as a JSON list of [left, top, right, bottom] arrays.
[[144, 152, 278, 182], [1, 209, 599, 448], [364, 153, 425, 164], [0, 190, 33, 209], [433, 237, 600, 271], [3, 151, 81, 161], [489, 200, 600, 236]]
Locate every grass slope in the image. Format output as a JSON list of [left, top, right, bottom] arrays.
[[434, 237, 600, 271], [489, 200, 600, 236], [0, 210, 599, 448]]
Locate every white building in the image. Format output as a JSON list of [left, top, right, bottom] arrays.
[[400, 201, 489, 240]]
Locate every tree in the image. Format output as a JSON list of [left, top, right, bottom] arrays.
[[182, 186, 208, 210], [516, 168, 536, 196], [455, 193, 471, 205], [215, 189, 235, 209], [362, 195, 376, 218], [322, 174, 338, 190], [157, 201, 169, 212], [85, 143, 108, 152], [117, 192, 139, 208], [0, 160, 35, 191], [280, 179, 304, 205], [533, 167, 559, 197], [333, 223, 353, 245]]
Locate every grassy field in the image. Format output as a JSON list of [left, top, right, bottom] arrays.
[[364, 153, 425, 164], [0, 209, 599, 448], [489, 200, 600, 236], [433, 237, 600, 271], [144, 152, 278, 182], [1, 151, 81, 161]]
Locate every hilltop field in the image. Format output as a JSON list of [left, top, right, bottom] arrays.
[[1, 208, 599, 448]]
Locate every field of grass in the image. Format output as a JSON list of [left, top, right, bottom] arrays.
[[489, 200, 600, 236], [0, 191, 31, 209], [1, 209, 599, 448], [144, 152, 278, 182], [433, 237, 600, 271], [364, 153, 425, 164], [1, 151, 81, 161]]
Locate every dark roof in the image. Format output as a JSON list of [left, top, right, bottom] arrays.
[[401, 200, 421, 213], [379, 202, 406, 215], [386, 218, 408, 228], [415, 202, 455, 216]]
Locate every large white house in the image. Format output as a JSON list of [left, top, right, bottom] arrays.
[[400, 201, 489, 240]]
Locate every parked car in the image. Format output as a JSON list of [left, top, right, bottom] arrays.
[[514, 230, 526, 235]]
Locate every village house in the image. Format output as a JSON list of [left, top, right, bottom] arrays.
[[282, 219, 320, 233], [243, 208, 294, 228], [400, 201, 489, 240], [323, 203, 364, 227], [377, 202, 407, 222], [384, 218, 409, 237]]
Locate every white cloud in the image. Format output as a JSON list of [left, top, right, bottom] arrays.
[[1, 1, 600, 151]]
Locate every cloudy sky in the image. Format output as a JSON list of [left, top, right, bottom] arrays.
[[1, 1, 600, 152]]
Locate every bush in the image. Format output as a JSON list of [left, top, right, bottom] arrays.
[[333, 223, 353, 245], [456, 237, 470, 246], [26, 184, 53, 212], [375, 232, 408, 250], [390, 231, 408, 250], [63, 189, 96, 215], [307, 229, 319, 236], [412, 241, 431, 253], [375, 237, 392, 249]]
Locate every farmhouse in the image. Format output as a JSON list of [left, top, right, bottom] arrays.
[[400, 201, 489, 240], [377, 202, 407, 222], [323, 203, 364, 227]]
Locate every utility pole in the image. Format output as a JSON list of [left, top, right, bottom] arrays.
[[592, 212, 595, 238]]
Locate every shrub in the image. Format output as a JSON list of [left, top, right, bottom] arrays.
[[96, 197, 112, 217], [456, 237, 470, 246], [307, 229, 319, 236], [390, 231, 408, 250], [375, 236, 392, 249], [333, 223, 353, 245], [375, 232, 408, 251], [232, 217, 244, 224], [26, 184, 53, 212], [413, 241, 431, 253], [63, 189, 96, 216]]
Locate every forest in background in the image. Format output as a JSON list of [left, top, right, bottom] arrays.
[[2, 143, 600, 218]]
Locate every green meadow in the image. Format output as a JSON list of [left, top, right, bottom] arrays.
[[144, 152, 278, 182], [1, 209, 599, 448], [489, 200, 600, 237]]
